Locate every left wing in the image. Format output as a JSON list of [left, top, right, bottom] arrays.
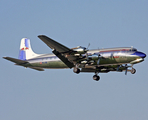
[[38, 35, 75, 68], [38, 35, 71, 53]]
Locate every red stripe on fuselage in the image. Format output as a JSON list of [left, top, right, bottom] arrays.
[[113, 56, 119, 58]]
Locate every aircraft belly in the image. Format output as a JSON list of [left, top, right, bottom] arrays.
[[99, 58, 118, 65]]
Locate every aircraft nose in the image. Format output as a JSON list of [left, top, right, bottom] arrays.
[[133, 52, 146, 58]]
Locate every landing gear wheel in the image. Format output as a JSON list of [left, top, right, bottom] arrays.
[[73, 68, 80, 74], [131, 68, 136, 74], [93, 75, 100, 81]]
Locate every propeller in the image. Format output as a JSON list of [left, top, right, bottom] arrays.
[[85, 43, 90, 61], [84, 44, 103, 65]]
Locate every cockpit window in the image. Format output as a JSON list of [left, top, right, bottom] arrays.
[[130, 48, 137, 51]]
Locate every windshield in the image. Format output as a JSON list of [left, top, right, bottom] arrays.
[[129, 48, 137, 52]]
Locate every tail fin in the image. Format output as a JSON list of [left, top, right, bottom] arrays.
[[18, 38, 40, 60]]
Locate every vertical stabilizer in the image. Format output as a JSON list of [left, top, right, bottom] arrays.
[[19, 38, 40, 60]]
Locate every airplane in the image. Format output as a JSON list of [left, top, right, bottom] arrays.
[[3, 35, 146, 81]]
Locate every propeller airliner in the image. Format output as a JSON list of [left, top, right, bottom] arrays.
[[3, 35, 146, 81]]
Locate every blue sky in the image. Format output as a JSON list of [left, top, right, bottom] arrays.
[[0, 0, 148, 120]]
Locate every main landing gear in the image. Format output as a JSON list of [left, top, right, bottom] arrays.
[[73, 64, 81, 74], [73, 67, 100, 81], [73, 67, 80, 74], [93, 72, 100, 81], [93, 75, 100, 81]]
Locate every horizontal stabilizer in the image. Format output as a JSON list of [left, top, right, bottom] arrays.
[[3, 57, 28, 65]]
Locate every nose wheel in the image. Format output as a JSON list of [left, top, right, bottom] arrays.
[[131, 68, 136, 74]]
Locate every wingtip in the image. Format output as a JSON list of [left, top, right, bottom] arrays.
[[3, 57, 7, 59], [38, 35, 47, 38]]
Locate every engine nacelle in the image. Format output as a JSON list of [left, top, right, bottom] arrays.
[[72, 46, 87, 54]]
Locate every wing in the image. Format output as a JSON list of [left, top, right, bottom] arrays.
[[38, 35, 79, 68]]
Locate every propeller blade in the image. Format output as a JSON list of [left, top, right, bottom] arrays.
[[86, 53, 88, 61], [85, 43, 90, 61], [97, 58, 101, 65], [116, 65, 120, 71], [97, 54, 103, 65], [125, 69, 127, 75], [125, 64, 128, 75], [87, 43, 90, 49]]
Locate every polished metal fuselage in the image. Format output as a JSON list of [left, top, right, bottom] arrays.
[[25, 47, 145, 69]]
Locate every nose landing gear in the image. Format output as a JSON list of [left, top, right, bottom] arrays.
[[131, 68, 136, 74], [130, 64, 136, 74]]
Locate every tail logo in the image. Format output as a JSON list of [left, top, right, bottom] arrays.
[[21, 47, 29, 50]]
